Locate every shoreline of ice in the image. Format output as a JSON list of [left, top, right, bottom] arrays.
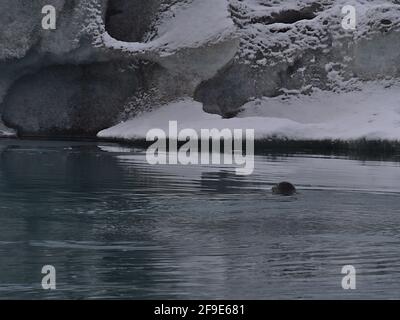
[[98, 82, 400, 144]]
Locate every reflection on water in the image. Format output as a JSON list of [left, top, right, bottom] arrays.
[[0, 139, 400, 299]]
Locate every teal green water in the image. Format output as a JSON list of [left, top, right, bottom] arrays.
[[1, 139, 400, 299]]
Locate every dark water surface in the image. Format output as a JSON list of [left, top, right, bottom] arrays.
[[1, 139, 400, 299]]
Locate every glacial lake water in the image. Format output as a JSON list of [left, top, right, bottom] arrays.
[[1, 138, 400, 299]]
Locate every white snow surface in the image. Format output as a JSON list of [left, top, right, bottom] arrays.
[[101, 0, 235, 56], [98, 82, 400, 142]]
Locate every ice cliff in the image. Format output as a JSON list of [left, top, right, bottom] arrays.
[[1, 0, 400, 140]]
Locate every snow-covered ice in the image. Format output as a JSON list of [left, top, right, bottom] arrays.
[[101, 0, 235, 56], [98, 82, 400, 142]]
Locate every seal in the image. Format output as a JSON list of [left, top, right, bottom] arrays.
[[272, 182, 296, 196]]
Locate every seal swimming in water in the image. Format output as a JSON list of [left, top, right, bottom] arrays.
[[272, 182, 296, 196]]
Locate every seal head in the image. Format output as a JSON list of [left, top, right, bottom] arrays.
[[272, 182, 296, 196]]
